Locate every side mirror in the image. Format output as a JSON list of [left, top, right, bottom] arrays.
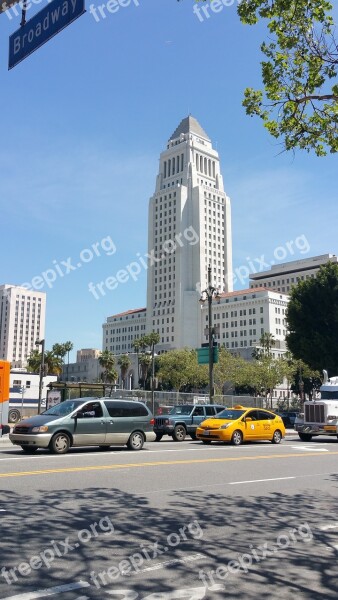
[[245, 417, 252, 422]]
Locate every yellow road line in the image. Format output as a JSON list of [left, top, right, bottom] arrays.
[[1, 451, 338, 478]]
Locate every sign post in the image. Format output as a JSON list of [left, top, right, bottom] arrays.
[[8, 0, 85, 69]]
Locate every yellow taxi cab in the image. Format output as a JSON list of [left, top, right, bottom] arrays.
[[196, 405, 285, 446]]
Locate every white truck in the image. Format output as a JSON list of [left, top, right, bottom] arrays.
[[295, 370, 338, 441], [9, 370, 57, 423]]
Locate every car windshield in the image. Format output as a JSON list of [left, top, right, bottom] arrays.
[[170, 405, 193, 415], [42, 400, 85, 417], [213, 409, 246, 420]]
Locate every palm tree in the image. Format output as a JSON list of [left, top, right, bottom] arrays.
[[43, 351, 63, 375], [132, 339, 142, 383], [139, 353, 152, 389], [63, 341, 73, 382], [99, 350, 116, 383], [105, 367, 118, 397], [28, 348, 63, 376], [252, 332, 276, 359], [117, 354, 132, 389], [27, 349, 42, 373]]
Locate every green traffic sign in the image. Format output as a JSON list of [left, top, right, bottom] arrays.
[[197, 347, 218, 364]]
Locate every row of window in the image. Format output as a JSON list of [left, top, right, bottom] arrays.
[[195, 153, 216, 178], [163, 155, 184, 178]]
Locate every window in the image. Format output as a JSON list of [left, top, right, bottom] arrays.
[[78, 402, 103, 418], [104, 401, 148, 418]]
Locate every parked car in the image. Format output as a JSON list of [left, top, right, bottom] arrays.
[[276, 410, 300, 428], [196, 406, 285, 446], [154, 404, 225, 441], [0, 424, 10, 436], [9, 397, 156, 454]]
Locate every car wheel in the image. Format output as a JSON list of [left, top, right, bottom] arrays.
[[50, 432, 70, 454], [21, 446, 38, 453], [8, 409, 21, 424], [155, 434, 163, 442], [127, 431, 144, 451], [272, 429, 282, 444], [202, 440, 212, 445], [173, 425, 186, 442], [298, 433, 312, 442], [231, 430, 243, 446]]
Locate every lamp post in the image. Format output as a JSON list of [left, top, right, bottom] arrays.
[[35, 339, 45, 414], [299, 366, 304, 404], [151, 344, 155, 415], [200, 265, 221, 404]]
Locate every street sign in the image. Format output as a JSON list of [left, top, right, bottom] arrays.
[[9, 0, 85, 70], [197, 347, 219, 365]]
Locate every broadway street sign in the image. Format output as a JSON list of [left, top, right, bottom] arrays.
[[9, 0, 85, 69]]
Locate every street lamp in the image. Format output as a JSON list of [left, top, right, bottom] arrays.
[[35, 339, 45, 414], [200, 265, 221, 404], [146, 348, 157, 416]]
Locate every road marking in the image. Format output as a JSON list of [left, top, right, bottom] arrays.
[[291, 446, 329, 452], [318, 523, 338, 531], [229, 476, 295, 485], [1, 451, 338, 479], [0, 444, 289, 461], [137, 552, 204, 573], [2, 581, 90, 600]]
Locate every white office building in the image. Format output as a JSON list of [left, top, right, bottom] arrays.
[[0, 285, 46, 368], [103, 308, 147, 354], [201, 287, 289, 359], [146, 115, 233, 350], [249, 254, 338, 293], [103, 116, 233, 353]]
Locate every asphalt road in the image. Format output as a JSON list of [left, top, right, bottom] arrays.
[[0, 434, 338, 600]]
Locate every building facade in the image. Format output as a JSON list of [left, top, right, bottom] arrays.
[[60, 348, 103, 383], [0, 285, 46, 368], [103, 116, 233, 353], [201, 287, 289, 359], [103, 308, 147, 355], [146, 116, 233, 350], [249, 254, 338, 293]]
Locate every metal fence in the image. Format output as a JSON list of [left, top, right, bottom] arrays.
[[47, 383, 267, 409]]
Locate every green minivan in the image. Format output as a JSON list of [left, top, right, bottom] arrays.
[[9, 397, 156, 454]]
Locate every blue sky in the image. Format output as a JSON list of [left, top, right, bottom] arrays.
[[0, 0, 337, 360]]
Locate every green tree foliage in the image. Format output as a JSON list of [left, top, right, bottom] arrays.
[[158, 348, 208, 391], [139, 353, 152, 389], [286, 262, 338, 374], [290, 359, 321, 399], [238, 0, 338, 155], [27, 349, 63, 375], [99, 350, 116, 383], [250, 333, 289, 405], [213, 348, 250, 394], [182, 0, 337, 154], [132, 332, 160, 389], [117, 354, 132, 389]]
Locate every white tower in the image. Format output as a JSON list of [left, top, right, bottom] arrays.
[[0, 285, 46, 368], [146, 116, 233, 350]]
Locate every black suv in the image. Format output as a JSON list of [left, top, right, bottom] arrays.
[[276, 411, 299, 428], [154, 404, 224, 441]]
